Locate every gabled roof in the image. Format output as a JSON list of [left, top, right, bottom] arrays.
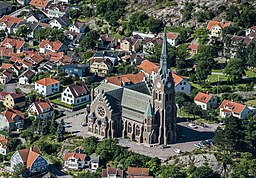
[[17, 147, 41, 169], [35, 76, 60, 86], [166, 32, 180, 40], [2, 108, 24, 123], [194, 92, 213, 104], [207, 20, 231, 30], [28, 53, 44, 64], [1, 38, 25, 49], [30, 0, 49, 8], [106, 72, 145, 86], [67, 82, 89, 98], [90, 58, 113, 67], [188, 43, 199, 50], [99, 34, 115, 42], [26, 12, 48, 21], [0, 16, 21, 28], [1, 63, 13, 70], [73, 21, 86, 28], [8, 92, 26, 104], [2, 69, 13, 77], [33, 99, 53, 114], [128, 167, 150, 176], [219, 99, 247, 114], [139, 60, 159, 75], [63, 152, 86, 161], [172, 72, 185, 86], [144, 37, 163, 45], [50, 16, 70, 27], [39, 40, 63, 51], [102, 167, 124, 178], [47, 3, 69, 12], [0, 136, 8, 149], [20, 70, 35, 79]]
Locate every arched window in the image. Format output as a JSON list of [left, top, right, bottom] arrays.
[[159, 93, 161, 100], [135, 125, 140, 136], [155, 92, 158, 99], [95, 125, 98, 134], [128, 122, 132, 133]]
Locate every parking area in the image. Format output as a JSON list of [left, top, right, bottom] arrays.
[[59, 112, 217, 160], [119, 121, 216, 161]]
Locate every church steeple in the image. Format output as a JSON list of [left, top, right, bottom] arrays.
[[159, 29, 168, 75]]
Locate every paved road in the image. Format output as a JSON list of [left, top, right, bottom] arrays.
[[4, 82, 34, 93], [119, 120, 217, 161], [9, 6, 30, 17]]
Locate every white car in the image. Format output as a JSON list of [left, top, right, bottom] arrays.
[[188, 123, 198, 129], [174, 149, 182, 154]]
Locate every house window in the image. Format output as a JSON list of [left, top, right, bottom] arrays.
[[135, 125, 140, 136], [128, 122, 132, 133], [64, 93, 67, 96], [181, 87, 184, 90], [180, 83, 182, 85], [183, 82, 186, 85]]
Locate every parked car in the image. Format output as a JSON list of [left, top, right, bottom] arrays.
[[161, 145, 171, 149], [219, 122, 225, 126], [188, 123, 198, 129], [81, 122, 87, 126], [174, 149, 182, 154], [194, 143, 201, 148]]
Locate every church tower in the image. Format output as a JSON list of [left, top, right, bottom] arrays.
[[152, 30, 177, 145]]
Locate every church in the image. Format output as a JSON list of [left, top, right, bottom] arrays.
[[86, 32, 177, 145]]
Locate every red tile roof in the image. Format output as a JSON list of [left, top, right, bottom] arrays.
[[219, 99, 246, 114], [194, 92, 213, 104], [39, 40, 62, 51], [139, 60, 158, 75], [33, 99, 53, 114], [207, 20, 231, 30], [2, 108, 24, 123], [0, 136, 8, 149], [128, 167, 150, 176], [68, 82, 89, 98], [1, 38, 25, 49], [188, 44, 199, 50], [102, 167, 124, 178], [35, 76, 60, 86], [106, 72, 145, 86], [0, 16, 21, 28], [166, 32, 180, 40], [1, 63, 13, 70], [17, 147, 41, 169], [30, 0, 49, 8], [63, 152, 86, 161]]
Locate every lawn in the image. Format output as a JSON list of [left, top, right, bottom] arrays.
[[207, 74, 228, 83], [245, 100, 256, 107], [51, 99, 89, 110]]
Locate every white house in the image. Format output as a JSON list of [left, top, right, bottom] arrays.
[[0, 70, 13, 84], [19, 70, 35, 85], [28, 99, 54, 119], [90, 153, 100, 172], [0, 136, 8, 155], [61, 82, 90, 106], [35, 76, 60, 96], [63, 152, 88, 170], [219, 99, 252, 119], [49, 17, 70, 29], [69, 21, 86, 33], [245, 26, 256, 36], [194, 92, 217, 110], [39, 40, 65, 54], [166, 32, 180, 46]]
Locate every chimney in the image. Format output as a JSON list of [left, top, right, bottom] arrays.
[[206, 91, 209, 94]]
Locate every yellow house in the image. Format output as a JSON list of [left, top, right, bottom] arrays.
[[120, 36, 142, 52], [207, 20, 231, 38], [3, 92, 26, 109], [90, 58, 113, 77]]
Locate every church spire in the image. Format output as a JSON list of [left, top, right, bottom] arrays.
[[159, 29, 168, 75]]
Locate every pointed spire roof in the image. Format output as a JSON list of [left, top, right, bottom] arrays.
[[159, 29, 168, 75], [144, 102, 153, 117]]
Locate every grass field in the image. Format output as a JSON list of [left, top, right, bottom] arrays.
[[245, 100, 256, 107]]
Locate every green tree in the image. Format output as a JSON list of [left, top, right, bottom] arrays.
[[192, 28, 209, 45], [224, 58, 246, 82], [12, 163, 25, 178], [160, 165, 187, 178], [57, 119, 65, 142], [80, 30, 99, 51], [215, 116, 244, 152], [192, 166, 220, 178], [195, 60, 212, 82], [50, 113, 57, 134], [181, 2, 194, 21], [16, 26, 31, 37], [83, 137, 98, 155]]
